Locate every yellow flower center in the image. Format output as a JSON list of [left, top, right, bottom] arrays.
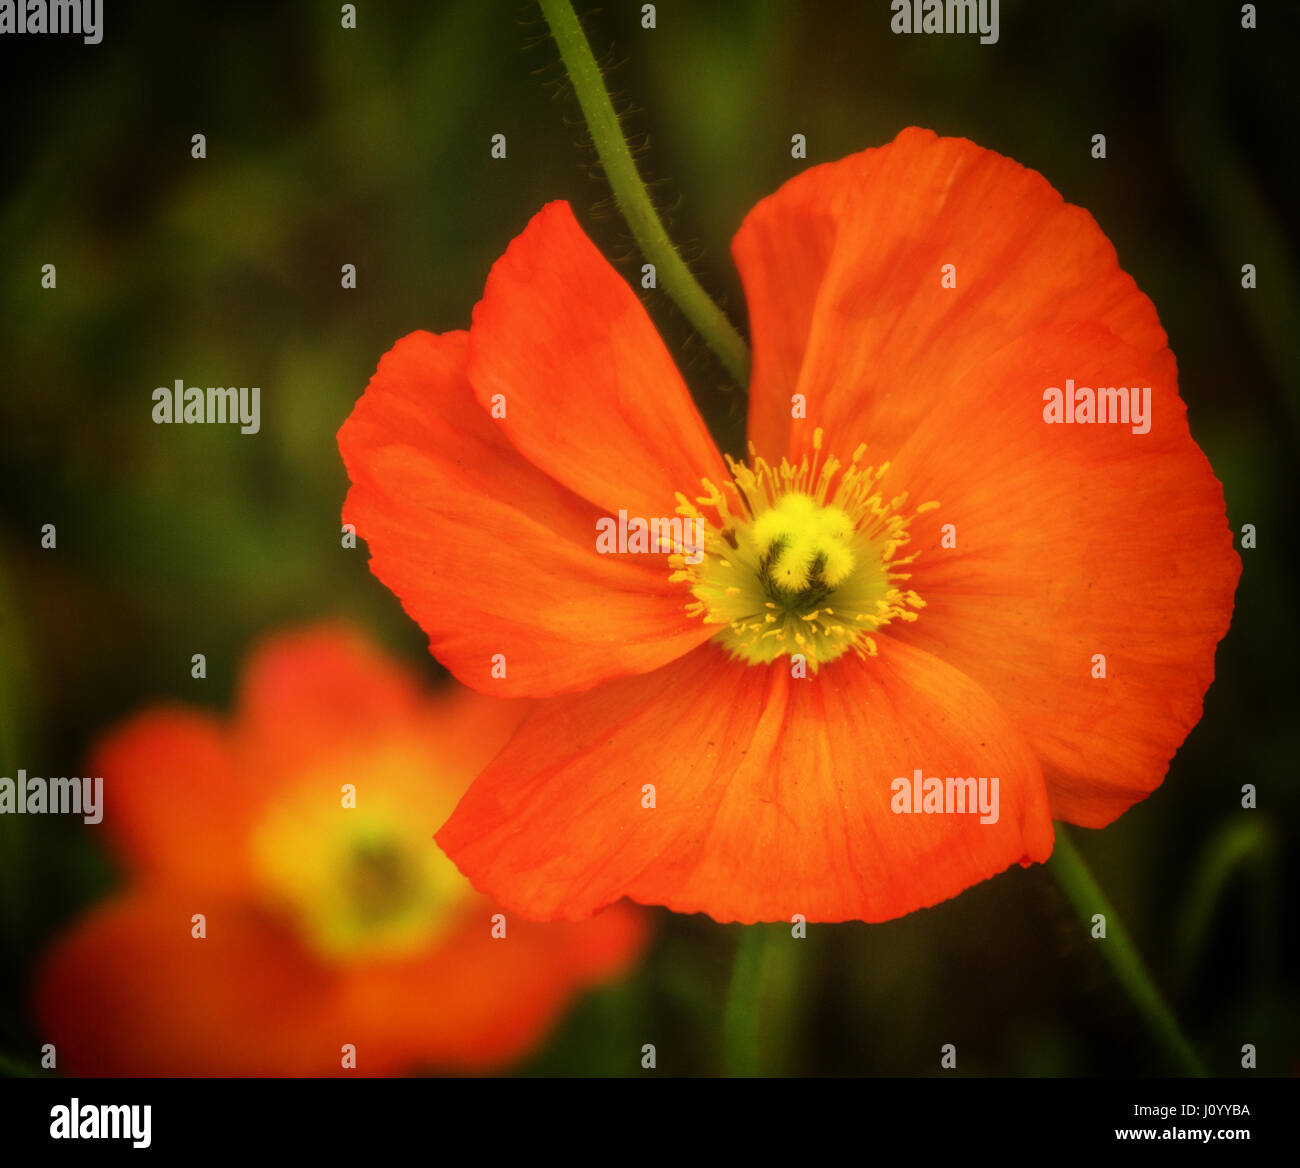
[[672, 429, 935, 670], [250, 764, 471, 963]]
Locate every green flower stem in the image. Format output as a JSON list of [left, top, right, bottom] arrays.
[[723, 927, 767, 1076], [1049, 824, 1207, 1076], [723, 923, 801, 1076], [538, 0, 752, 387]]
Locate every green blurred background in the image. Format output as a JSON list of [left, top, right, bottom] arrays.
[[1, 0, 1296, 1075]]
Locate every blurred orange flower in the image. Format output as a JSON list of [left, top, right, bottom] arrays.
[[33, 625, 647, 1076], [338, 128, 1239, 926]]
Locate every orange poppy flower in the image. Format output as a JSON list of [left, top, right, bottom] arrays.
[[338, 127, 1239, 925], [33, 626, 647, 1076]]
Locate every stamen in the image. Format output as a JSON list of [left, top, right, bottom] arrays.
[[668, 433, 934, 670]]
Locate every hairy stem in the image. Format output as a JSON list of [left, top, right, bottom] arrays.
[[538, 0, 751, 386]]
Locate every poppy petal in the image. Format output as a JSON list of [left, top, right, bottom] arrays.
[[234, 623, 427, 774], [337, 901, 648, 1072], [884, 322, 1239, 825], [34, 890, 646, 1076], [339, 329, 713, 696], [468, 200, 729, 518], [233, 623, 533, 830], [33, 892, 337, 1076], [733, 127, 1173, 464], [89, 710, 254, 892], [731, 150, 862, 460], [437, 641, 1054, 924]]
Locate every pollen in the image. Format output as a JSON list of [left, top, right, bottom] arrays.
[[670, 429, 934, 670]]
